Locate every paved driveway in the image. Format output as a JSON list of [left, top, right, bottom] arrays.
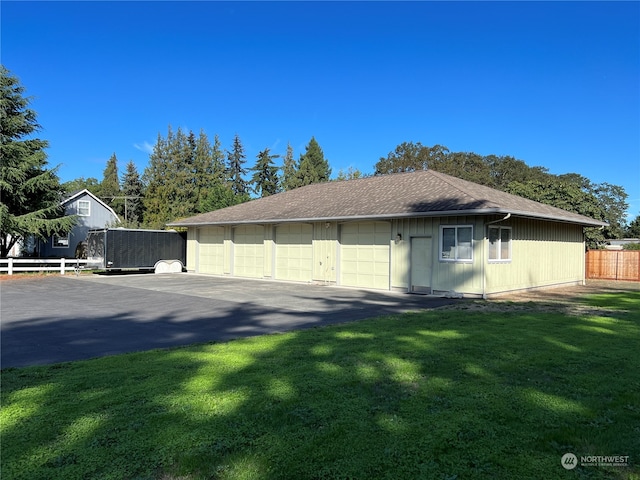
[[1, 273, 462, 368]]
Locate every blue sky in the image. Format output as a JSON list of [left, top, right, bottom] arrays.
[[3, 1, 639, 219]]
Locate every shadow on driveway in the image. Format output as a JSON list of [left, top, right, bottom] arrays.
[[1, 274, 462, 368]]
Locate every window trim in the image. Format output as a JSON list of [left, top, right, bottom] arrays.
[[488, 226, 512, 262], [77, 200, 91, 216], [439, 225, 474, 263], [52, 234, 69, 248]]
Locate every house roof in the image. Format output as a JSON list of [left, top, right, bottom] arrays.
[[62, 189, 121, 221], [168, 170, 608, 228]]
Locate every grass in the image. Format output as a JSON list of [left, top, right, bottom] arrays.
[[2, 290, 639, 480]]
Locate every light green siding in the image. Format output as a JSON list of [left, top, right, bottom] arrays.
[[275, 224, 313, 282], [485, 218, 584, 294], [340, 222, 391, 290], [391, 216, 483, 294], [186, 229, 197, 272], [185, 215, 586, 296]]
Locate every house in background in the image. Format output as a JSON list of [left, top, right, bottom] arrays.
[[169, 170, 607, 298], [38, 189, 120, 258]]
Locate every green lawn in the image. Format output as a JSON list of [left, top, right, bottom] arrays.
[[2, 290, 639, 480]]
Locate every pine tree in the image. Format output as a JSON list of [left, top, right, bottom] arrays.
[[281, 142, 299, 191], [251, 148, 280, 197], [100, 153, 124, 217], [227, 134, 248, 196], [193, 130, 226, 212], [0, 66, 76, 257], [295, 137, 331, 187], [121, 160, 144, 227]]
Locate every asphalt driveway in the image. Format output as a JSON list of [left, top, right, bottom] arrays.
[[1, 273, 462, 368]]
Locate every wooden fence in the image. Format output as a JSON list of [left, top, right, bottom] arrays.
[[0, 258, 89, 276], [586, 250, 640, 282]]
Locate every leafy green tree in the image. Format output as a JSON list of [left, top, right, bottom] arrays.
[[626, 214, 640, 238], [0, 66, 76, 257], [251, 148, 280, 197], [227, 134, 248, 196], [295, 137, 331, 187], [506, 177, 608, 248], [121, 160, 144, 227], [281, 142, 299, 191], [62, 177, 100, 196], [374, 141, 430, 174]]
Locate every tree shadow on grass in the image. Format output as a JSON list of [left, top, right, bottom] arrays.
[[1, 284, 639, 480]]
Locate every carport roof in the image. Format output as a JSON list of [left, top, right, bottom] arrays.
[[168, 170, 608, 227]]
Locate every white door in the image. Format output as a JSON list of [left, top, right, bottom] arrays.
[[410, 237, 432, 293], [275, 224, 313, 282], [340, 222, 390, 290]]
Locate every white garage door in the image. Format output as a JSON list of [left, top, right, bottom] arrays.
[[199, 227, 225, 275], [233, 225, 264, 278], [275, 224, 313, 282], [340, 222, 390, 290]]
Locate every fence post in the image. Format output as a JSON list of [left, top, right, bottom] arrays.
[[8, 257, 13, 275], [61, 258, 66, 275]]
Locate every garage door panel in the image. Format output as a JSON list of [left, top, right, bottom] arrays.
[[199, 227, 224, 274], [340, 222, 390, 290], [234, 226, 264, 278], [275, 224, 313, 282]]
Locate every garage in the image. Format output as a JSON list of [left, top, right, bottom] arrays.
[[199, 226, 224, 275], [340, 222, 391, 290], [275, 224, 313, 282], [233, 225, 265, 278]]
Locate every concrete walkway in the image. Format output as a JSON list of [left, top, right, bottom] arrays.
[[1, 273, 462, 368]]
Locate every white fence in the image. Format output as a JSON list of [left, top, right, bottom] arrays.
[[0, 258, 90, 275]]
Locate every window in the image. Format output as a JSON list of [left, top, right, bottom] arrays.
[[440, 225, 473, 262], [77, 200, 90, 216], [488, 226, 511, 261], [53, 235, 69, 248]]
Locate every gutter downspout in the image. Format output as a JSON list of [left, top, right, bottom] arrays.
[[482, 213, 512, 300]]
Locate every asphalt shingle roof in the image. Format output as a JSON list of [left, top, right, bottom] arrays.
[[169, 170, 607, 227]]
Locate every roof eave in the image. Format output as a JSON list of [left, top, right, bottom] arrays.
[[168, 208, 607, 228]]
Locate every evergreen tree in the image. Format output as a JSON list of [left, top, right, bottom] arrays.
[[100, 153, 124, 217], [227, 134, 248, 196], [336, 166, 364, 181], [295, 137, 331, 187], [626, 214, 640, 238], [121, 160, 144, 227], [143, 126, 199, 227], [281, 142, 299, 191], [251, 148, 280, 197], [193, 131, 226, 212], [198, 183, 247, 213], [0, 66, 76, 257]]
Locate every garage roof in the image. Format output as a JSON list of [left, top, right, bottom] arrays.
[[168, 170, 608, 227]]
